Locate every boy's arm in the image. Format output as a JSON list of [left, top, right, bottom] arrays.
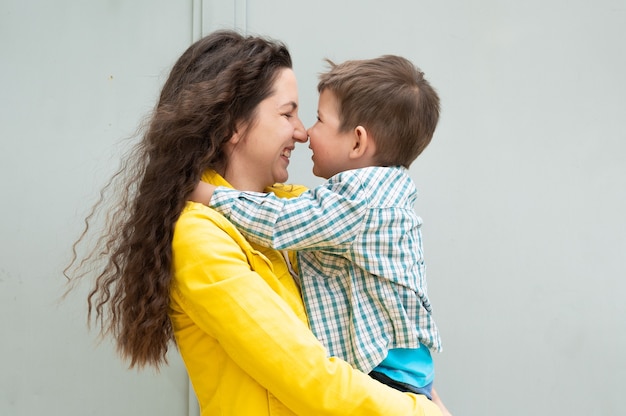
[[192, 177, 368, 251], [189, 180, 217, 205]]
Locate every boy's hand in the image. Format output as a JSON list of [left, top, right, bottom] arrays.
[[431, 388, 452, 416], [189, 181, 217, 206]]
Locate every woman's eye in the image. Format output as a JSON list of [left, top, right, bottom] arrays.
[[283, 113, 293, 119]]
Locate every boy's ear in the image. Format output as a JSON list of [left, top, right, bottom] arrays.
[[349, 126, 375, 159]]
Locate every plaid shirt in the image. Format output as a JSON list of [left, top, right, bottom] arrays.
[[211, 166, 442, 372]]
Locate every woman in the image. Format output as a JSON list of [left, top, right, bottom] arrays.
[[66, 30, 442, 415]]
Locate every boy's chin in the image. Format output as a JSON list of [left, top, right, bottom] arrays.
[[312, 166, 329, 180]]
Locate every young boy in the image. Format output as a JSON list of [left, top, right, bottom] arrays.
[[192, 55, 442, 399]]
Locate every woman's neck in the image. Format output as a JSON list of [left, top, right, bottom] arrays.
[[222, 168, 267, 192]]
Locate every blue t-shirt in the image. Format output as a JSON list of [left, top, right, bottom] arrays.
[[373, 344, 434, 389]]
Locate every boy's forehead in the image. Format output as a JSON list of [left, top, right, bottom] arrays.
[[318, 89, 339, 109]]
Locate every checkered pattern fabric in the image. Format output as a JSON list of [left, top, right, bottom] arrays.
[[211, 166, 441, 372]]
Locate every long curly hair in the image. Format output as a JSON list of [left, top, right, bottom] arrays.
[[64, 30, 292, 369]]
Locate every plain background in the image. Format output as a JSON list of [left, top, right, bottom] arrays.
[[1, 1, 625, 415]]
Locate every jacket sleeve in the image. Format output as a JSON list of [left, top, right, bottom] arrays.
[[171, 204, 441, 416]]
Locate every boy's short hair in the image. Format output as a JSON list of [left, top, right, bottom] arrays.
[[317, 55, 440, 168]]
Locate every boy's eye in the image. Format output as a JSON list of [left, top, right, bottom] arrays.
[[283, 113, 293, 119], [316, 116, 322, 122]]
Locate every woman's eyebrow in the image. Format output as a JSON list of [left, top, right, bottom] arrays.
[[280, 101, 298, 111]]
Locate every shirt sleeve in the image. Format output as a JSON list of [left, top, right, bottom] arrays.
[[210, 174, 368, 252], [172, 204, 440, 416]]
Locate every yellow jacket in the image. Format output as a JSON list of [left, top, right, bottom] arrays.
[[169, 170, 441, 416]]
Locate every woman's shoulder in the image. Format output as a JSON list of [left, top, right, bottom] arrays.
[[173, 202, 258, 267], [175, 202, 246, 245], [178, 201, 229, 226]]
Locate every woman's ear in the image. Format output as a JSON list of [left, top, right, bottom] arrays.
[[229, 120, 248, 145], [229, 129, 242, 144], [349, 126, 375, 159]]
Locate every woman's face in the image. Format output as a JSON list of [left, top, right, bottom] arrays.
[[224, 68, 307, 191]]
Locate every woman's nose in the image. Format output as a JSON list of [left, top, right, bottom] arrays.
[[293, 119, 308, 142]]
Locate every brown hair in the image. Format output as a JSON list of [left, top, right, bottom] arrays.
[[317, 55, 440, 168], [64, 30, 292, 368]]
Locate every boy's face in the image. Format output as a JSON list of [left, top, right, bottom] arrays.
[[307, 90, 356, 179]]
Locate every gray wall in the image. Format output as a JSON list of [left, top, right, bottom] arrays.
[[1, 1, 624, 415]]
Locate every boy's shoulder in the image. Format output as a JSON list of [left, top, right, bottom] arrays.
[[330, 167, 417, 206], [331, 166, 410, 184]]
